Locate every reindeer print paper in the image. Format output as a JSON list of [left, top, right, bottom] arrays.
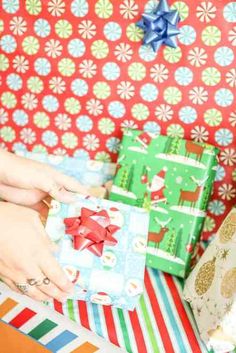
[[109, 129, 218, 277], [45, 194, 149, 310], [183, 207, 236, 353]]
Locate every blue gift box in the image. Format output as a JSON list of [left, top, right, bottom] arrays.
[[45, 194, 149, 310]]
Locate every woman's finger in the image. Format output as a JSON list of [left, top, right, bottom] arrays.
[[32, 169, 88, 203], [0, 259, 62, 302], [0, 184, 46, 205], [44, 237, 59, 254], [19, 265, 68, 302], [0, 201, 69, 302], [1, 272, 50, 301], [34, 167, 88, 196], [0, 275, 21, 293], [32, 216, 59, 254], [28, 277, 69, 302], [0, 234, 67, 302], [1, 151, 87, 203], [9, 217, 73, 302], [39, 250, 74, 295], [20, 218, 67, 302], [48, 186, 78, 203], [0, 262, 49, 301], [53, 171, 88, 194]]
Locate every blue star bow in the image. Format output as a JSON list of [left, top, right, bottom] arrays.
[[136, 0, 180, 52]]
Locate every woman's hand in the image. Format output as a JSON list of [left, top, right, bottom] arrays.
[[0, 202, 74, 302], [0, 149, 87, 205]]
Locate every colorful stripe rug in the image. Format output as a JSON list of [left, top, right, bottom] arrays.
[[54, 268, 209, 353], [0, 284, 123, 353]]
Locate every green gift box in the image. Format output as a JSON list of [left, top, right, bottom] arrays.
[[109, 130, 218, 278]]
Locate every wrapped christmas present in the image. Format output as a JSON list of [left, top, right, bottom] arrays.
[[183, 207, 236, 353], [45, 194, 149, 310], [1, 0, 236, 247], [109, 129, 218, 277]]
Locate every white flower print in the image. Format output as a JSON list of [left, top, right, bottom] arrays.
[[21, 93, 38, 110], [150, 64, 169, 83], [55, 113, 71, 130], [229, 111, 236, 127], [191, 126, 209, 142], [45, 39, 62, 58], [188, 47, 207, 67], [12, 55, 29, 73], [196, 2, 216, 23], [218, 184, 236, 201], [79, 60, 97, 78], [0, 108, 8, 124], [220, 148, 236, 166], [86, 99, 103, 116], [120, 0, 139, 19], [226, 69, 236, 88], [53, 148, 67, 156], [117, 81, 135, 100], [48, 0, 65, 16], [49, 77, 66, 94], [20, 128, 36, 144], [121, 120, 138, 130], [228, 26, 236, 46], [155, 104, 173, 122], [114, 43, 133, 62], [9, 16, 27, 35], [83, 134, 100, 151], [189, 87, 208, 104], [78, 20, 96, 39]]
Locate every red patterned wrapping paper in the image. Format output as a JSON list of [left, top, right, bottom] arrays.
[[0, 0, 235, 241]]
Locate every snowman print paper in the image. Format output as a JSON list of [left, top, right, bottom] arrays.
[[45, 195, 149, 310]]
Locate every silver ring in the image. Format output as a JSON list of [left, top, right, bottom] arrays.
[[15, 283, 29, 294], [27, 277, 50, 287]]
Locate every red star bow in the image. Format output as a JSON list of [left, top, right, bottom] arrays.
[[64, 208, 120, 257]]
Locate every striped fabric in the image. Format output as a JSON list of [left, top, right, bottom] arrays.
[[0, 296, 99, 353], [54, 268, 209, 353], [0, 298, 75, 351]]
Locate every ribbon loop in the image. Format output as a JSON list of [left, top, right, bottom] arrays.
[[136, 0, 180, 52], [64, 208, 119, 257]]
